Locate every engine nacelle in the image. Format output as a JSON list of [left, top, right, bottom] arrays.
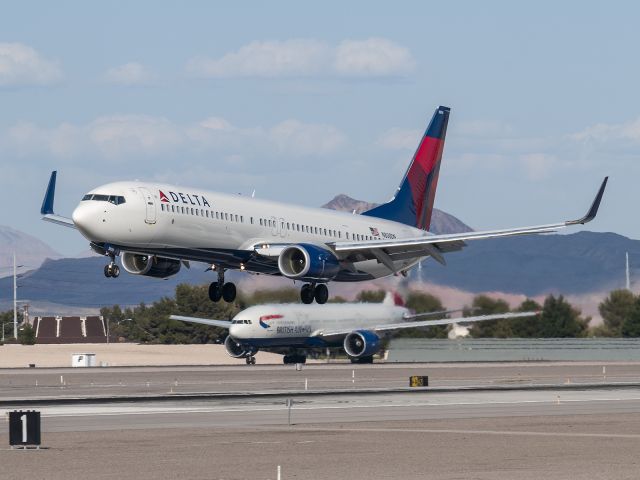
[[343, 330, 381, 359], [121, 253, 181, 279], [224, 336, 256, 358], [277, 243, 340, 281]]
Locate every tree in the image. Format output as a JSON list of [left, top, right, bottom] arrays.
[[510, 299, 543, 337], [356, 290, 386, 303], [18, 324, 36, 345], [399, 291, 447, 338], [467, 295, 512, 338], [536, 295, 589, 338], [621, 297, 640, 337], [599, 289, 636, 337]]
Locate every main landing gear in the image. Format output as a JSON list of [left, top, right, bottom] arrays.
[[245, 356, 256, 365], [208, 267, 237, 303], [283, 354, 307, 364], [300, 283, 328, 304], [103, 255, 120, 278]]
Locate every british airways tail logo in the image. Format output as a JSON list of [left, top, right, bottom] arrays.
[[259, 314, 283, 329]]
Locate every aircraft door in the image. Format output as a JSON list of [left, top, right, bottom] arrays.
[[140, 188, 157, 224]]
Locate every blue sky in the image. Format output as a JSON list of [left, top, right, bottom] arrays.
[[0, 1, 636, 256]]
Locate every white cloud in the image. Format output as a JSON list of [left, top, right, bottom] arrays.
[[187, 38, 415, 78], [104, 62, 154, 86], [187, 39, 329, 78], [570, 117, 640, 144], [520, 153, 556, 180], [269, 120, 346, 155], [2, 115, 347, 162], [0, 42, 62, 86], [377, 128, 421, 150], [334, 38, 415, 76]]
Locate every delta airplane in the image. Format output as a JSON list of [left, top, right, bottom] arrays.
[[40, 106, 608, 304], [171, 294, 538, 364]]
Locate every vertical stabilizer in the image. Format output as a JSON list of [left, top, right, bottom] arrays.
[[363, 106, 450, 230]]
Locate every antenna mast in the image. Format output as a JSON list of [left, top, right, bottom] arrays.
[[626, 252, 631, 291]]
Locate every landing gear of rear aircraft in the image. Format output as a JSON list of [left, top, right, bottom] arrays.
[[245, 356, 256, 365], [350, 356, 374, 364], [283, 354, 307, 364], [300, 283, 328, 304], [208, 267, 236, 303], [103, 262, 120, 278]]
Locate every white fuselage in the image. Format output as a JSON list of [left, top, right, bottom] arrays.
[[71, 181, 428, 280], [228, 303, 408, 348]]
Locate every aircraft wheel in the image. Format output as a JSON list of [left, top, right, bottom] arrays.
[[314, 284, 328, 304], [104, 265, 111, 278], [246, 356, 256, 365], [208, 282, 222, 302], [300, 284, 314, 304], [222, 282, 237, 303], [283, 355, 294, 364], [111, 265, 120, 278]]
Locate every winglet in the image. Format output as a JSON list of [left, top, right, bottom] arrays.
[[565, 176, 608, 226], [40, 171, 57, 215]]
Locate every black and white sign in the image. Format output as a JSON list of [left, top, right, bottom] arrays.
[[9, 410, 41, 447]]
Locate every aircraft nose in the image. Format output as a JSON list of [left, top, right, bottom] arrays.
[[72, 202, 104, 240]]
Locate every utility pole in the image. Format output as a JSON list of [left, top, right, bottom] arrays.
[[626, 252, 631, 291], [13, 252, 17, 340]]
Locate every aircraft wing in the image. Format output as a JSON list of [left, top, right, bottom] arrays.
[[330, 177, 608, 269], [316, 311, 538, 337], [40, 171, 76, 229], [403, 309, 464, 320], [170, 315, 232, 329]]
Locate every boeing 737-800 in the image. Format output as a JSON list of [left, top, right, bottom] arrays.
[[40, 106, 608, 304], [171, 294, 537, 364]]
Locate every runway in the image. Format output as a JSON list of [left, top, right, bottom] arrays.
[[2, 362, 640, 479], [1, 361, 638, 402]]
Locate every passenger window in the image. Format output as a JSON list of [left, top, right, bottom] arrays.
[[225, 213, 228, 220]]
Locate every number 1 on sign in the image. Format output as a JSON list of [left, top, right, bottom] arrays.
[[20, 414, 27, 443]]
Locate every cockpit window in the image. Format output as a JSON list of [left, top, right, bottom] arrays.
[[82, 194, 126, 205]]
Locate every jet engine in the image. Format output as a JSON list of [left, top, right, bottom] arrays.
[[121, 252, 181, 279], [224, 336, 256, 358], [343, 330, 381, 358], [277, 244, 340, 281]]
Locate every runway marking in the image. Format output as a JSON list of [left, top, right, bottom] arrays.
[[35, 395, 640, 419], [290, 426, 640, 440]]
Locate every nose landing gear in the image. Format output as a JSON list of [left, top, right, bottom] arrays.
[[208, 267, 237, 303], [103, 253, 120, 278], [300, 283, 329, 304]]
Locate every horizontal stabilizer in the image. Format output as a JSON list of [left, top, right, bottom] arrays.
[[170, 315, 232, 329]]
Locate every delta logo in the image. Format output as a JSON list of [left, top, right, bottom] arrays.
[[259, 314, 283, 329], [159, 190, 211, 208]]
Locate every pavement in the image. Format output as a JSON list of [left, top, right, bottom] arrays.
[[1, 362, 640, 479]]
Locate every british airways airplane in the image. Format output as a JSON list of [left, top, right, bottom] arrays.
[[170, 294, 537, 364], [40, 106, 608, 304]]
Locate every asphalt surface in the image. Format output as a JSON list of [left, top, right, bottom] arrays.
[[2, 363, 640, 479], [1, 361, 638, 401]]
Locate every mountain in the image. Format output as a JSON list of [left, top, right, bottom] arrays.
[[0, 225, 61, 276], [413, 231, 636, 295], [322, 194, 472, 235]]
